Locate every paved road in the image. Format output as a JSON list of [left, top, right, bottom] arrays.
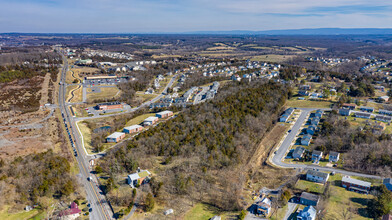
[[58, 53, 113, 220], [270, 108, 382, 179], [283, 202, 298, 220]]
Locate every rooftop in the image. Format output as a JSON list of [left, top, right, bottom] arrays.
[[107, 132, 125, 139], [342, 176, 371, 188], [307, 170, 329, 179], [124, 125, 143, 130], [300, 192, 319, 202]]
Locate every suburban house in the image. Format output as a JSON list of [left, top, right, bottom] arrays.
[[375, 115, 392, 123], [297, 206, 317, 220], [300, 192, 320, 206], [127, 168, 152, 188], [306, 170, 329, 184], [96, 101, 123, 111], [342, 103, 356, 110], [329, 151, 340, 162], [256, 197, 271, 217], [342, 176, 371, 194], [309, 117, 320, 126], [156, 110, 174, 119], [106, 132, 125, 143], [301, 134, 312, 146], [339, 108, 351, 116], [378, 96, 389, 103], [359, 106, 374, 113], [123, 125, 143, 134], [299, 85, 312, 90], [383, 178, 392, 192], [312, 150, 323, 163], [298, 90, 309, 96], [306, 125, 317, 135], [279, 108, 294, 123], [379, 109, 392, 116], [293, 147, 305, 159], [314, 110, 323, 118], [58, 202, 81, 220], [143, 116, 159, 126], [355, 112, 371, 119]]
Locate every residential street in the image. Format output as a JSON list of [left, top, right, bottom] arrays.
[[283, 202, 298, 220], [270, 108, 382, 179]]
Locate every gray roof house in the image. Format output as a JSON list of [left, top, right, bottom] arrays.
[[339, 108, 351, 116], [329, 151, 340, 163], [355, 112, 371, 119], [306, 125, 317, 135], [301, 134, 312, 146], [297, 206, 317, 220], [293, 147, 305, 159], [300, 192, 320, 207], [315, 110, 323, 118], [312, 150, 323, 163], [383, 178, 392, 192], [306, 170, 329, 184]]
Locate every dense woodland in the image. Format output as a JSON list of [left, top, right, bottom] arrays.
[[314, 112, 392, 175], [100, 80, 289, 210], [0, 150, 78, 210]]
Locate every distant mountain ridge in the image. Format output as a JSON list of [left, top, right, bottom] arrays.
[[186, 28, 392, 35]]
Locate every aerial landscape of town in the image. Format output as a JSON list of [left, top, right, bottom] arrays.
[[4, 1, 392, 220]]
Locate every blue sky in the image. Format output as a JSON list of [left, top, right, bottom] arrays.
[[1, 0, 392, 33]]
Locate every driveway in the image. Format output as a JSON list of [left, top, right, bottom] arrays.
[[283, 202, 298, 220]]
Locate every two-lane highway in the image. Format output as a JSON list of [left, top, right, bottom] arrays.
[[58, 53, 113, 220]]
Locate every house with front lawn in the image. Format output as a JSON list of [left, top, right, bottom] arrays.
[[127, 168, 151, 188], [293, 147, 305, 159], [342, 176, 371, 194], [329, 151, 340, 162], [297, 206, 317, 220], [300, 192, 320, 206], [306, 170, 329, 184], [311, 150, 323, 163], [301, 134, 312, 146]]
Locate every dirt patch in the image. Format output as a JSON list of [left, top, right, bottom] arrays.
[[38, 73, 51, 106]]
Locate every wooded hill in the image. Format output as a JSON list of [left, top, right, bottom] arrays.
[[100, 80, 289, 211]]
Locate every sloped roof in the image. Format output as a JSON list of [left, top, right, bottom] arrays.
[[307, 170, 329, 179]]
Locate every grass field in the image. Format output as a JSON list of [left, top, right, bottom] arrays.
[[0, 206, 42, 220], [295, 179, 325, 194], [286, 100, 334, 108], [124, 113, 156, 127], [251, 54, 296, 62], [77, 121, 94, 154], [86, 87, 121, 102], [135, 92, 158, 102], [184, 203, 239, 220]]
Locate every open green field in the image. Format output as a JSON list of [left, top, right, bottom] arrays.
[[124, 113, 156, 127], [135, 92, 158, 102], [295, 179, 325, 194], [184, 203, 239, 220], [86, 87, 121, 102], [251, 54, 296, 62], [286, 99, 334, 108], [77, 121, 94, 154], [0, 206, 43, 220]]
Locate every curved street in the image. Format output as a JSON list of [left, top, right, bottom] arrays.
[[270, 107, 382, 179]]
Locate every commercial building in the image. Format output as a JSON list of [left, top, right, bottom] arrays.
[[123, 125, 143, 134], [355, 112, 371, 119], [96, 101, 123, 111], [106, 132, 125, 143], [359, 106, 374, 113], [156, 110, 174, 119], [143, 116, 159, 126], [339, 108, 351, 116]]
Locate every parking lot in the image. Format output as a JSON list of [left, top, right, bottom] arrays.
[[83, 78, 128, 86], [85, 104, 132, 117]]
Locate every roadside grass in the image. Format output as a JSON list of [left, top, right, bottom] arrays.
[[250, 54, 295, 62], [270, 204, 290, 220], [0, 206, 42, 220], [124, 113, 156, 127], [135, 92, 158, 102], [77, 121, 94, 154], [295, 180, 325, 194], [324, 183, 373, 220], [286, 100, 334, 109], [86, 87, 120, 102], [184, 203, 238, 220]]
